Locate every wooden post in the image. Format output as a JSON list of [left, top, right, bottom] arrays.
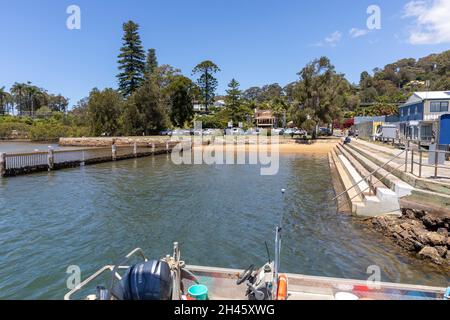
[[0, 153, 6, 177], [133, 142, 137, 158], [47, 149, 54, 171], [112, 143, 117, 161]]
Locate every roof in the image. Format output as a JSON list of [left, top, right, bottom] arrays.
[[403, 91, 450, 107]]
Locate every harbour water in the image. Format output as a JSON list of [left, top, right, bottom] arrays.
[[0, 142, 448, 299]]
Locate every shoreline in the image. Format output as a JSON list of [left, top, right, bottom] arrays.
[[193, 142, 338, 154]]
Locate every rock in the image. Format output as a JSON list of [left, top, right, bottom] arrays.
[[418, 246, 443, 264], [418, 232, 447, 246], [437, 228, 448, 237], [435, 246, 447, 258], [404, 209, 416, 220], [421, 214, 445, 230], [412, 209, 426, 220]]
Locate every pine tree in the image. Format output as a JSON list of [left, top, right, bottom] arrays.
[[192, 60, 220, 112], [145, 48, 158, 78], [225, 78, 241, 111], [117, 21, 146, 97]]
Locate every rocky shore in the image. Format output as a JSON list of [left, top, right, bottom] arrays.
[[369, 209, 450, 266]]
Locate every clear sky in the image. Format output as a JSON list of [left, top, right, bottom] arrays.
[[1, 0, 449, 107]]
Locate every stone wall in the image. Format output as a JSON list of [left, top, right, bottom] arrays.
[[369, 209, 449, 266], [59, 137, 173, 147]]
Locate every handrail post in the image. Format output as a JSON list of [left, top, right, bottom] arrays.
[[410, 149, 414, 174], [0, 153, 6, 177], [152, 143, 155, 153], [419, 150, 423, 178], [166, 142, 169, 154], [47, 149, 54, 171], [434, 149, 438, 178], [133, 142, 137, 158], [404, 148, 408, 172]]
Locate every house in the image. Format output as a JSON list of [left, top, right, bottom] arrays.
[[213, 100, 226, 108], [398, 91, 450, 142], [255, 110, 276, 129]]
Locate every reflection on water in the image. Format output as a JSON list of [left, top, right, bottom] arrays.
[[0, 151, 448, 299]]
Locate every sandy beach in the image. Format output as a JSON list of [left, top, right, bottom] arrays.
[[193, 141, 338, 155]]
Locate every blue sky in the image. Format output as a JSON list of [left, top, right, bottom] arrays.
[[1, 0, 449, 107]]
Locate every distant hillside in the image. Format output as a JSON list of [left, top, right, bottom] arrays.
[[359, 50, 450, 104]]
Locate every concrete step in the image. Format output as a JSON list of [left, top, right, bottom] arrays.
[[336, 144, 386, 194], [344, 142, 450, 212], [330, 148, 365, 216], [333, 147, 401, 217], [341, 143, 414, 198]]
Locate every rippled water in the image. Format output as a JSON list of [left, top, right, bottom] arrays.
[[0, 150, 448, 299]]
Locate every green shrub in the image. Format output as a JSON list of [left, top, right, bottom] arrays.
[[0, 122, 31, 139]]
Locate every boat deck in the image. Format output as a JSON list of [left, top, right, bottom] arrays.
[[188, 265, 447, 300]]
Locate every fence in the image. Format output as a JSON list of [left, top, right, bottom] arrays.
[[0, 141, 186, 177], [405, 146, 450, 179]]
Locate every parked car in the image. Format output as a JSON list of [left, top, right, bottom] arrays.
[[172, 129, 191, 136], [245, 128, 259, 135], [319, 127, 333, 136], [193, 129, 203, 136], [159, 129, 172, 136], [272, 128, 285, 135], [293, 129, 306, 136], [203, 128, 218, 136], [228, 128, 244, 135], [284, 128, 294, 136]]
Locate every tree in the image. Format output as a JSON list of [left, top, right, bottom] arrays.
[[225, 79, 243, 123], [48, 94, 69, 112], [168, 76, 195, 127], [117, 21, 146, 97], [293, 57, 349, 136], [70, 97, 90, 126], [129, 78, 170, 134], [192, 60, 220, 112], [145, 48, 158, 78], [242, 86, 263, 102], [0, 87, 12, 115], [87, 88, 123, 136], [121, 100, 144, 136]]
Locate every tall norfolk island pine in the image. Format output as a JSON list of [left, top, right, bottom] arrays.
[[145, 48, 158, 78], [192, 60, 220, 112], [117, 21, 146, 97]]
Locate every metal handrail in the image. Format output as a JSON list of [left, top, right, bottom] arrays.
[[333, 147, 406, 201]]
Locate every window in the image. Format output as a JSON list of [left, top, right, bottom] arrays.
[[430, 101, 449, 112]]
